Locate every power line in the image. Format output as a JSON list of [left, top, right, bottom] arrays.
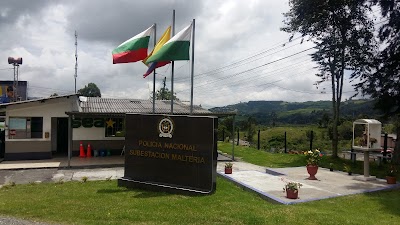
[[190, 36, 303, 78], [187, 67, 316, 97], [176, 41, 303, 82], [176, 56, 318, 96], [190, 55, 314, 89], [178, 57, 314, 96], [177, 47, 315, 93], [28, 85, 74, 94]]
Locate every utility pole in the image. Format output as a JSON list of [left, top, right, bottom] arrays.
[[162, 77, 167, 100], [7, 57, 22, 102]]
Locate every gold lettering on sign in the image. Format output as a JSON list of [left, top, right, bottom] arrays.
[[138, 140, 162, 148], [164, 143, 197, 151], [137, 139, 198, 152], [171, 154, 205, 164], [129, 150, 170, 160], [129, 150, 205, 164]]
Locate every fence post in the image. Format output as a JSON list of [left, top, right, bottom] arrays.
[[237, 129, 239, 146], [284, 131, 287, 153], [351, 148, 356, 163], [383, 133, 388, 163]]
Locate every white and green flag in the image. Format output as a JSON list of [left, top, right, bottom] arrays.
[[146, 23, 192, 63]]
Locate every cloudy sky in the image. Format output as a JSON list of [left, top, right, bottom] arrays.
[[0, 0, 360, 108]]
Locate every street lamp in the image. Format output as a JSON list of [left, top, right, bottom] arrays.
[[8, 57, 22, 101]]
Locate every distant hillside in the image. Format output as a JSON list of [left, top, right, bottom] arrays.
[[210, 99, 381, 125]]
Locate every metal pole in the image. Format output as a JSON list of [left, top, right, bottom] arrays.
[[152, 23, 157, 114], [68, 115, 72, 168], [257, 129, 260, 150], [75, 31, 78, 94], [13, 64, 17, 102], [364, 151, 370, 177], [15, 65, 19, 101], [309, 130, 313, 150], [190, 19, 195, 114], [170, 10, 175, 114], [222, 129, 225, 142]]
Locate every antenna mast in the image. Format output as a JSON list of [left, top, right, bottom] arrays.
[[75, 30, 78, 93]]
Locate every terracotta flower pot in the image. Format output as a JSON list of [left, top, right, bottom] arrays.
[[286, 189, 299, 199], [386, 176, 396, 184], [225, 168, 232, 174], [306, 164, 318, 180]]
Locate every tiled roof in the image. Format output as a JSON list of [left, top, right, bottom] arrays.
[[78, 97, 212, 115]]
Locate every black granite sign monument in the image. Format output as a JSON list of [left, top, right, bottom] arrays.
[[118, 114, 217, 194]]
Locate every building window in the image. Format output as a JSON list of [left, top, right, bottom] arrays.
[[9, 117, 43, 139], [105, 118, 124, 137]]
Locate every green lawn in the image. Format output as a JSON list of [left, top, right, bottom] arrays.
[[243, 125, 352, 153], [0, 142, 399, 224], [218, 142, 399, 180], [0, 179, 399, 225]]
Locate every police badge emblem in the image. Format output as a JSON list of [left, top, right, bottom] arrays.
[[159, 117, 174, 138]]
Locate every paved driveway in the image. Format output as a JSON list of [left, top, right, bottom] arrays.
[[0, 167, 124, 186]]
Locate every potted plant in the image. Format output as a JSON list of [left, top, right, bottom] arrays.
[[224, 162, 233, 174], [282, 178, 302, 199], [343, 164, 352, 175], [304, 149, 323, 180], [329, 163, 334, 172], [386, 164, 397, 184]]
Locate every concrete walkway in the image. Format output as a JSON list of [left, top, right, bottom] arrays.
[[217, 161, 400, 204], [0, 156, 124, 170], [0, 153, 233, 170], [1, 156, 399, 205]]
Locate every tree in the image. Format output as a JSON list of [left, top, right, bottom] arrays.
[[155, 77, 178, 100], [270, 111, 277, 127], [246, 116, 257, 142], [337, 120, 353, 140], [50, 93, 58, 97], [355, 0, 400, 163], [217, 124, 229, 141], [155, 88, 178, 100], [282, 0, 375, 157], [220, 116, 234, 140], [318, 111, 330, 128], [78, 83, 101, 97]]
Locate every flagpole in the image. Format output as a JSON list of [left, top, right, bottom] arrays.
[[190, 19, 195, 115], [170, 9, 175, 114], [152, 23, 156, 114]]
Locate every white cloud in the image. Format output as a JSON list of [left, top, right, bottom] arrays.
[[0, 0, 361, 107]]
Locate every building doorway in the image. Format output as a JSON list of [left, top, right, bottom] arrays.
[[57, 118, 68, 154], [0, 129, 5, 158]]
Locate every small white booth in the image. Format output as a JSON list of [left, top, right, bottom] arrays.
[[352, 119, 382, 180]]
